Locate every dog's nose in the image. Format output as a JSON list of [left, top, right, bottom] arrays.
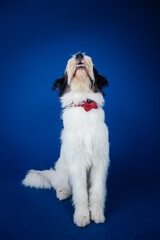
[[76, 53, 83, 61]]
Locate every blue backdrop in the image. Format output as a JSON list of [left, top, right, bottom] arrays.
[[0, 0, 160, 239]]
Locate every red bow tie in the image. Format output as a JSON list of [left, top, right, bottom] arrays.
[[72, 99, 98, 112]]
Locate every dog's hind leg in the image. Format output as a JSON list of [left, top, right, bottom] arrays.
[[22, 158, 71, 200], [51, 158, 72, 201]]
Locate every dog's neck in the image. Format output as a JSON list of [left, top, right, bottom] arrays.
[[60, 90, 104, 109]]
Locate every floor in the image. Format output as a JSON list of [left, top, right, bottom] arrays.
[[0, 164, 160, 240]]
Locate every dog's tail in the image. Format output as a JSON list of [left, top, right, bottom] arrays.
[[22, 169, 55, 189]]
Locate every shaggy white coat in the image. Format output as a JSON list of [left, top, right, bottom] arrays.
[[23, 54, 110, 227]]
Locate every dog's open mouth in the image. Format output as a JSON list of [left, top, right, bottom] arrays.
[[76, 62, 85, 69]]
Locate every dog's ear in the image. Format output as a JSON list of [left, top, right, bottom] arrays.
[[93, 66, 109, 95], [53, 72, 68, 97]]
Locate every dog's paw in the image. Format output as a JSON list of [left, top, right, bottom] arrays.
[[56, 188, 71, 201], [90, 209, 105, 224], [74, 210, 90, 227]]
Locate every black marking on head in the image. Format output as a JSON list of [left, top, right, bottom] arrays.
[[53, 72, 69, 97], [93, 66, 109, 95]]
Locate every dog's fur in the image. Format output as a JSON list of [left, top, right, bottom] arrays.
[[22, 53, 110, 227]]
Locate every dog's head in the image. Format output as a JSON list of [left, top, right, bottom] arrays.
[[53, 53, 108, 97]]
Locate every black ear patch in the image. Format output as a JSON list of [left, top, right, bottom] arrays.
[[93, 66, 109, 95], [53, 72, 69, 97]]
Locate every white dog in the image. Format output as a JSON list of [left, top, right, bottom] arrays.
[[22, 53, 110, 227]]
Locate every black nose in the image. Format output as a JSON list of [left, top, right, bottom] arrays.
[[76, 53, 83, 61]]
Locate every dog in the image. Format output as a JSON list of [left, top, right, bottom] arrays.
[[22, 53, 110, 227]]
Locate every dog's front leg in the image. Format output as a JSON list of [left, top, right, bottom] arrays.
[[69, 166, 90, 227], [89, 162, 108, 224]]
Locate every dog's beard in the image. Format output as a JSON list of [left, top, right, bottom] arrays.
[[71, 69, 90, 91]]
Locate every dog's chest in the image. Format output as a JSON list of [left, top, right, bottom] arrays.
[[61, 108, 108, 167], [62, 107, 105, 132]]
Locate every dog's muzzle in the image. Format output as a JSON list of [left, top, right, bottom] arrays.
[[76, 53, 85, 70]]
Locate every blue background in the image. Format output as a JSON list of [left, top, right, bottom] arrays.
[[0, 0, 160, 239]]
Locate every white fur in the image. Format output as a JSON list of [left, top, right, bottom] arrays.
[[22, 169, 54, 189], [22, 54, 110, 227]]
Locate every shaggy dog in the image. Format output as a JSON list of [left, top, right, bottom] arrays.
[[22, 53, 110, 227]]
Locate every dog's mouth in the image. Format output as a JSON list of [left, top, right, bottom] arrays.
[[76, 62, 85, 70]]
